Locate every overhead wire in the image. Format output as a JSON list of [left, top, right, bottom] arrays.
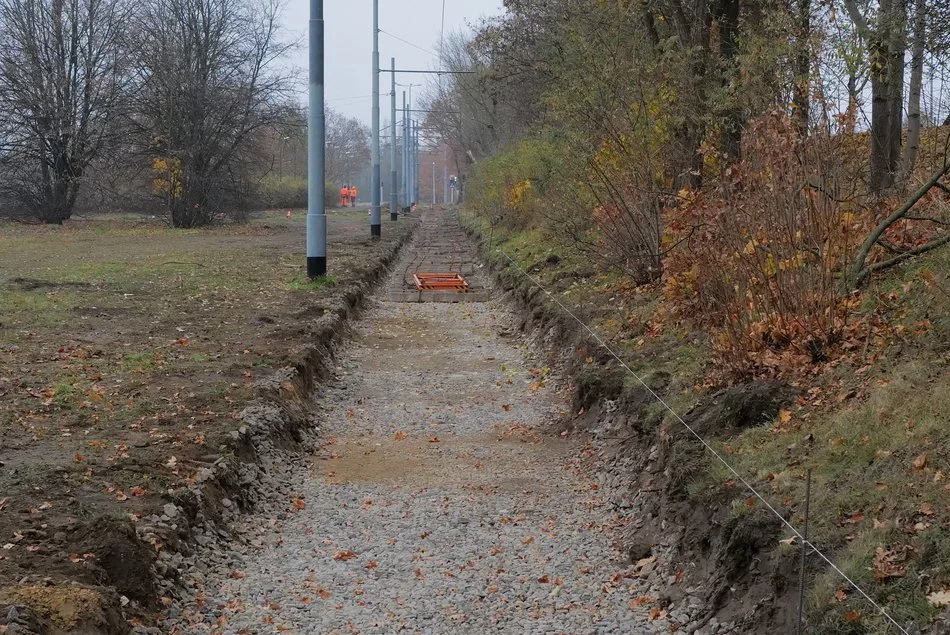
[[379, 29, 440, 58]]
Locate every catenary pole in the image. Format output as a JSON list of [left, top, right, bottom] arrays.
[[402, 92, 408, 208], [306, 0, 327, 278], [432, 162, 435, 205], [414, 121, 420, 204], [409, 119, 415, 205], [389, 58, 398, 221], [369, 0, 381, 237]]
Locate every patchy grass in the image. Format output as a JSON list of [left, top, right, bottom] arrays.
[[288, 273, 339, 290], [709, 248, 950, 633], [0, 210, 413, 614]]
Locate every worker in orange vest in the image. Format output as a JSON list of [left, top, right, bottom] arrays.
[[340, 185, 349, 208], [349, 186, 358, 207]]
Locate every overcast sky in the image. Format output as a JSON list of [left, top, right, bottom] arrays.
[[280, 1, 504, 124]]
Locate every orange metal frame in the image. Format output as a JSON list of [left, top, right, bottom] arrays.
[[413, 273, 470, 292]]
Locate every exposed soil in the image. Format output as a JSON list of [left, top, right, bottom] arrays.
[[0, 211, 416, 632]]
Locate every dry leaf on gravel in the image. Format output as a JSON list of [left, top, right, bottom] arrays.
[[332, 550, 357, 561], [629, 596, 656, 608]]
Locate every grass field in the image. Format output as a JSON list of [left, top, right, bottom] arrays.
[[0, 210, 414, 625]]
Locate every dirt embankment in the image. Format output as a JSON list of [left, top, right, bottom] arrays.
[[485, 257, 805, 633], [0, 217, 416, 634]]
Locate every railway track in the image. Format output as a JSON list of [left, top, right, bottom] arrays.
[[386, 206, 490, 302]]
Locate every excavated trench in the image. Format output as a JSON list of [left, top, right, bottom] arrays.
[[152, 208, 779, 635]]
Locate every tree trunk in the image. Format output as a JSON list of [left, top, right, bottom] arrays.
[[39, 136, 76, 225], [869, 66, 892, 191], [716, 0, 742, 159], [900, 0, 926, 185], [885, 0, 907, 183], [854, 0, 907, 192], [793, 0, 811, 134]]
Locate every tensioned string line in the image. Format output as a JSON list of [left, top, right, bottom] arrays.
[[498, 250, 910, 635]]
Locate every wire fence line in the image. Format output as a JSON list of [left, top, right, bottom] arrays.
[[498, 249, 911, 635]]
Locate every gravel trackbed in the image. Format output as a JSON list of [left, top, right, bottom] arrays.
[[164, 212, 705, 634]]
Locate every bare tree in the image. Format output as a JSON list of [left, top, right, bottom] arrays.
[[131, 0, 293, 227], [844, 0, 908, 192], [0, 0, 131, 224], [325, 107, 369, 186]]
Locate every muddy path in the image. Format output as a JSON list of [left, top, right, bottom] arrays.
[[163, 210, 710, 634]]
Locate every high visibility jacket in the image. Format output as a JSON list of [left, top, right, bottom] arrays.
[[350, 188, 358, 198]]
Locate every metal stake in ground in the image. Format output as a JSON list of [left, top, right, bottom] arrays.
[[389, 57, 398, 222], [369, 0, 381, 238], [306, 0, 327, 278], [797, 468, 812, 634]]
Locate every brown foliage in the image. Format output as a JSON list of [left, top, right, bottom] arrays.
[[665, 113, 868, 378]]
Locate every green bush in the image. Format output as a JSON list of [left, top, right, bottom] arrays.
[[466, 137, 562, 231]]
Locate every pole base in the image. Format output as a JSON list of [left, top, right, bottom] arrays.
[[390, 212, 398, 221], [307, 256, 327, 279], [371, 224, 381, 238]]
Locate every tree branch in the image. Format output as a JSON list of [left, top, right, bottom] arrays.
[[850, 159, 950, 287], [854, 233, 950, 286]]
